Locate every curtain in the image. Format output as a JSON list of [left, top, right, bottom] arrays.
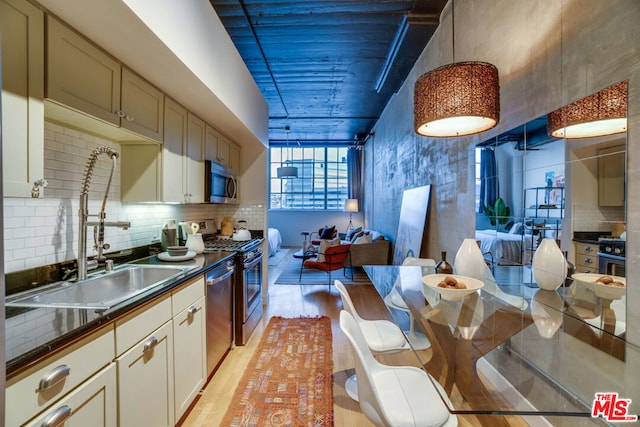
[[347, 147, 363, 203], [479, 147, 498, 213]]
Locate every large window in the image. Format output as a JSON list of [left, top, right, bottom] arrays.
[[270, 146, 349, 210]]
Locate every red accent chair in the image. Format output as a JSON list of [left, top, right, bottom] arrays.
[[302, 243, 351, 285]]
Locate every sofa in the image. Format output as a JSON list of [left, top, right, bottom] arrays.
[[341, 228, 390, 267]]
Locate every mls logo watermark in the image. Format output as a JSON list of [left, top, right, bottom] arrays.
[[592, 392, 638, 422]]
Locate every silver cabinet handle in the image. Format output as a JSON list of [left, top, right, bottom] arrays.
[[41, 405, 71, 427], [585, 258, 592, 264], [143, 336, 159, 353], [37, 365, 70, 392], [187, 306, 198, 318], [584, 246, 593, 252]]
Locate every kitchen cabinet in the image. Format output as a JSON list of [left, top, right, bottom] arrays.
[[598, 145, 625, 207], [574, 241, 598, 274], [24, 363, 117, 427], [5, 326, 115, 427], [121, 98, 205, 203], [115, 296, 174, 427], [172, 276, 206, 422], [0, 0, 45, 198], [46, 16, 164, 142], [215, 134, 241, 171], [186, 112, 205, 203]]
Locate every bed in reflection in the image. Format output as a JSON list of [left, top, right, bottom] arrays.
[[267, 227, 282, 257], [475, 224, 536, 266]]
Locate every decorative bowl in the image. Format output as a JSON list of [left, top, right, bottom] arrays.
[[422, 274, 484, 301], [167, 246, 189, 257], [572, 273, 626, 300]]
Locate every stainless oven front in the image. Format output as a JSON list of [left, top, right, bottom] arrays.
[[236, 250, 263, 345], [598, 252, 626, 277]]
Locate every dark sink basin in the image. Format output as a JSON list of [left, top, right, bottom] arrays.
[[5, 264, 195, 311]]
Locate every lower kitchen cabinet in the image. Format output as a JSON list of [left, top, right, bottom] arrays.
[[5, 326, 115, 427], [574, 241, 598, 273], [173, 295, 206, 421], [24, 363, 117, 427], [116, 320, 175, 427]]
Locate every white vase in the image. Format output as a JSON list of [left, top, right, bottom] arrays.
[[186, 233, 204, 254], [532, 238, 566, 291], [531, 289, 563, 338], [454, 238, 486, 281]]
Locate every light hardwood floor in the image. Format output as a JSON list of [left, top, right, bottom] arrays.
[[180, 254, 525, 427]]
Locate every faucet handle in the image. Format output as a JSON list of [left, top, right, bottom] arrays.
[[105, 259, 114, 272]]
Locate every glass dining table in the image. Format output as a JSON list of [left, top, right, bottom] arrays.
[[362, 264, 638, 426]]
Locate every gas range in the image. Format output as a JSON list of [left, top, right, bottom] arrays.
[[203, 237, 262, 254], [598, 238, 625, 257]]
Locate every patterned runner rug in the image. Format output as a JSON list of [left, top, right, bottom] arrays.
[[221, 316, 334, 426], [274, 255, 370, 285]]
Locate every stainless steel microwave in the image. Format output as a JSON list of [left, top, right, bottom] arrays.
[[205, 160, 238, 204]]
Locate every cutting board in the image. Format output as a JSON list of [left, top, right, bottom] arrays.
[[221, 217, 234, 236]]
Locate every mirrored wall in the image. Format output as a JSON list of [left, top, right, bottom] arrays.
[[475, 81, 628, 359]]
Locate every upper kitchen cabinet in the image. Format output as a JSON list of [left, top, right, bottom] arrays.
[[46, 16, 163, 142], [205, 125, 240, 172], [0, 0, 46, 198], [598, 145, 626, 207], [121, 97, 206, 203]]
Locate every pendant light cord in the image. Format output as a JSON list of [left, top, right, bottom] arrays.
[[451, 0, 456, 63]]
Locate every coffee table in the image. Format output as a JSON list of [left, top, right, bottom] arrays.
[[293, 249, 316, 280]]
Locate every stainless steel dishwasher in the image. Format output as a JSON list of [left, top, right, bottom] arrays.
[[205, 260, 235, 377]]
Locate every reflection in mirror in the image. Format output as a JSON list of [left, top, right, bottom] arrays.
[[474, 82, 627, 360]]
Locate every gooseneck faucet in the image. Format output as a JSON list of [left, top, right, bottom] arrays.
[[78, 146, 131, 280]]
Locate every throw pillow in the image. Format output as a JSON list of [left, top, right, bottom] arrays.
[[353, 234, 372, 245], [319, 225, 336, 240], [509, 222, 524, 235], [317, 237, 340, 262], [345, 226, 362, 241], [350, 230, 365, 243]]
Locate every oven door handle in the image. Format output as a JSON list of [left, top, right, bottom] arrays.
[[206, 268, 235, 286], [244, 253, 263, 269]]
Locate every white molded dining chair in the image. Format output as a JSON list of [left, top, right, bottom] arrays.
[[340, 310, 458, 427], [334, 280, 408, 401], [384, 257, 435, 350]]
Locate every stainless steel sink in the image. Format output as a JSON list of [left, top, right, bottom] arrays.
[[5, 264, 196, 311]]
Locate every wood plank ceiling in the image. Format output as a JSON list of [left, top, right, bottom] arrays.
[[209, 0, 447, 146]]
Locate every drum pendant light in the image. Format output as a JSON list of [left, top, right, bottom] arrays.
[[414, 1, 500, 137], [547, 81, 627, 139], [277, 126, 298, 178]]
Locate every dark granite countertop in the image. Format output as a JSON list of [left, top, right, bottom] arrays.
[[5, 251, 235, 377], [572, 231, 613, 244]]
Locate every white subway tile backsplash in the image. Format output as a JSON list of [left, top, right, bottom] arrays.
[[3, 121, 266, 274]]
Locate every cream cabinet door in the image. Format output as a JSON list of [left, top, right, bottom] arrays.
[[46, 16, 120, 126], [121, 68, 164, 141], [117, 320, 175, 427], [24, 363, 117, 427], [186, 113, 205, 203], [1, 0, 45, 198], [173, 296, 206, 421], [162, 96, 188, 203], [205, 124, 219, 161], [598, 145, 625, 207], [216, 135, 231, 167], [230, 142, 241, 172]]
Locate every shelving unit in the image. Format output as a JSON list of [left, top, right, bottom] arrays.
[[523, 187, 565, 262]]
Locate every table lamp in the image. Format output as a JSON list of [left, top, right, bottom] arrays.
[[344, 198, 359, 232]]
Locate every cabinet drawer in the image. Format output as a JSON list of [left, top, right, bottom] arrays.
[[575, 264, 598, 274], [575, 253, 598, 269], [172, 275, 205, 315], [24, 363, 117, 427], [115, 295, 171, 356], [6, 326, 115, 427], [575, 242, 597, 256]]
